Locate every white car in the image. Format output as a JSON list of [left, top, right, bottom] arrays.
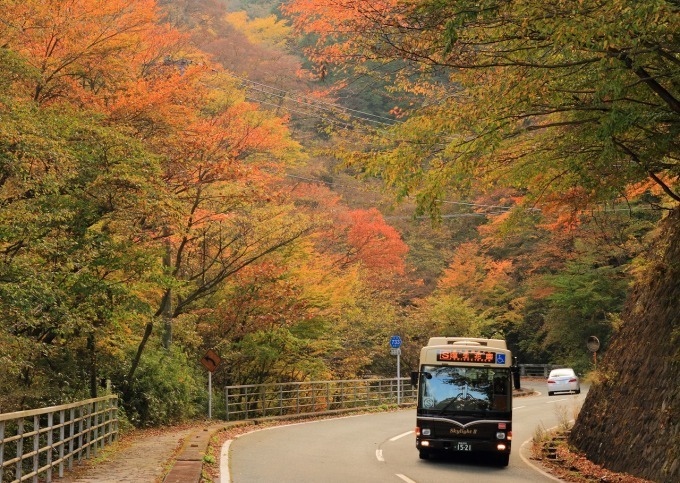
[[547, 368, 580, 396]]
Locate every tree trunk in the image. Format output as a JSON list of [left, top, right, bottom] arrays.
[[87, 333, 97, 398], [569, 207, 680, 482], [127, 321, 154, 382]]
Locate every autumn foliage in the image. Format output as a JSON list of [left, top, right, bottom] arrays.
[[0, 0, 413, 422]]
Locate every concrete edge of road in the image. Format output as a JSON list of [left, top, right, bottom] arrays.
[[163, 421, 252, 483], [520, 420, 577, 483], [520, 437, 563, 482]]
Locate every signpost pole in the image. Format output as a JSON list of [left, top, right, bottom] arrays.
[[397, 351, 401, 405], [201, 349, 222, 420], [390, 335, 402, 405]]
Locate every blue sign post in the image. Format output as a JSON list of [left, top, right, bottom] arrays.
[[390, 336, 402, 404]]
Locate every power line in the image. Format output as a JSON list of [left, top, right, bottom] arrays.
[[224, 72, 401, 127], [285, 174, 514, 214]]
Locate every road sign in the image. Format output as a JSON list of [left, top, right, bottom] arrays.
[[390, 335, 402, 348], [200, 349, 222, 373], [390, 348, 401, 356]]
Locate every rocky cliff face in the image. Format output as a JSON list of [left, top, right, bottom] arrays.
[[570, 207, 680, 482]]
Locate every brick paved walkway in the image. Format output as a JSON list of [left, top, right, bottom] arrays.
[[57, 427, 195, 483]]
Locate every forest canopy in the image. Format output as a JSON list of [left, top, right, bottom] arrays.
[[1, 0, 677, 442]]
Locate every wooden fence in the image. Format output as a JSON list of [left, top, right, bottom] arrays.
[[0, 395, 118, 483]]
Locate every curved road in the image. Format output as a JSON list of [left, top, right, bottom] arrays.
[[223, 381, 586, 482]]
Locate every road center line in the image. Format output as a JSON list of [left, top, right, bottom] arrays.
[[396, 474, 417, 483], [390, 430, 414, 442], [376, 449, 384, 462]]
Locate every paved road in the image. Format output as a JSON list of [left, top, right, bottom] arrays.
[[225, 381, 586, 482]]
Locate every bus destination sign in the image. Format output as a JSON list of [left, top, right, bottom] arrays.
[[437, 349, 496, 364]]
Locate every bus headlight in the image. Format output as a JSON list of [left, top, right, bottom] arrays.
[[496, 432, 506, 439], [422, 429, 431, 436]]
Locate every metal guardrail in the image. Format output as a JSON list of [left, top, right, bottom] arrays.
[[0, 395, 118, 483], [225, 378, 416, 421], [519, 364, 561, 377]]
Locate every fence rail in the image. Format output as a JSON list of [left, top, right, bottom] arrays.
[[225, 378, 416, 421], [0, 395, 118, 483], [519, 364, 562, 377]]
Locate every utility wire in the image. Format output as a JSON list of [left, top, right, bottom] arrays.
[[285, 174, 514, 214], [225, 72, 401, 126]]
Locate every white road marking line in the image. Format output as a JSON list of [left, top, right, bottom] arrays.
[[220, 440, 233, 483], [520, 433, 564, 481], [376, 449, 385, 462], [547, 398, 568, 404], [514, 405, 526, 409], [396, 474, 417, 483], [390, 430, 414, 442]]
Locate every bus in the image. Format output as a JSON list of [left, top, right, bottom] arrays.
[[410, 337, 515, 466]]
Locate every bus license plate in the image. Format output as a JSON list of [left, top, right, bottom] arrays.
[[455, 442, 471, 451]]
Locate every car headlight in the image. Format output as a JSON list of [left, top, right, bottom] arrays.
[[496, 432, 506, 439]]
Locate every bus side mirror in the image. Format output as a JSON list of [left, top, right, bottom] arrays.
[[410, 371, 419, 387]]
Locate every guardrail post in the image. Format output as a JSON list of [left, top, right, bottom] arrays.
[[33, 414, 39, 483], [69, 408, 76, 468], [47, 412, 54, 482], [261, 386, 266, 418], [16, 419, 24, 480], [224, 387, 229, 421], [279, 386, 283, 416], [59, 410, 65, 477], [0, 421, 5, 481], [78, 406, 84, 462], [296, 385, 300, 414]]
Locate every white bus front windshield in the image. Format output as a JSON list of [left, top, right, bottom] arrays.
[[419, 365, 511, 413]]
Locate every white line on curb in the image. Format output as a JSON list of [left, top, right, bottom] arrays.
[[220, 439, 232, 483]]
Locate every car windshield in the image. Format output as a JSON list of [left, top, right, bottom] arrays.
[[419, 365, 511, 413]]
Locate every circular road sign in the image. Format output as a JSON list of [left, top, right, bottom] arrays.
[[587, 336, 600, 352], [390, 335, 402, 348]]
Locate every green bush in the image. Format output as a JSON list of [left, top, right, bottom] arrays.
[[118, 347, 202, 427]]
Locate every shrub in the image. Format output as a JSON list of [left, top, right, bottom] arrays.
[[118, 347, 202, 427]]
